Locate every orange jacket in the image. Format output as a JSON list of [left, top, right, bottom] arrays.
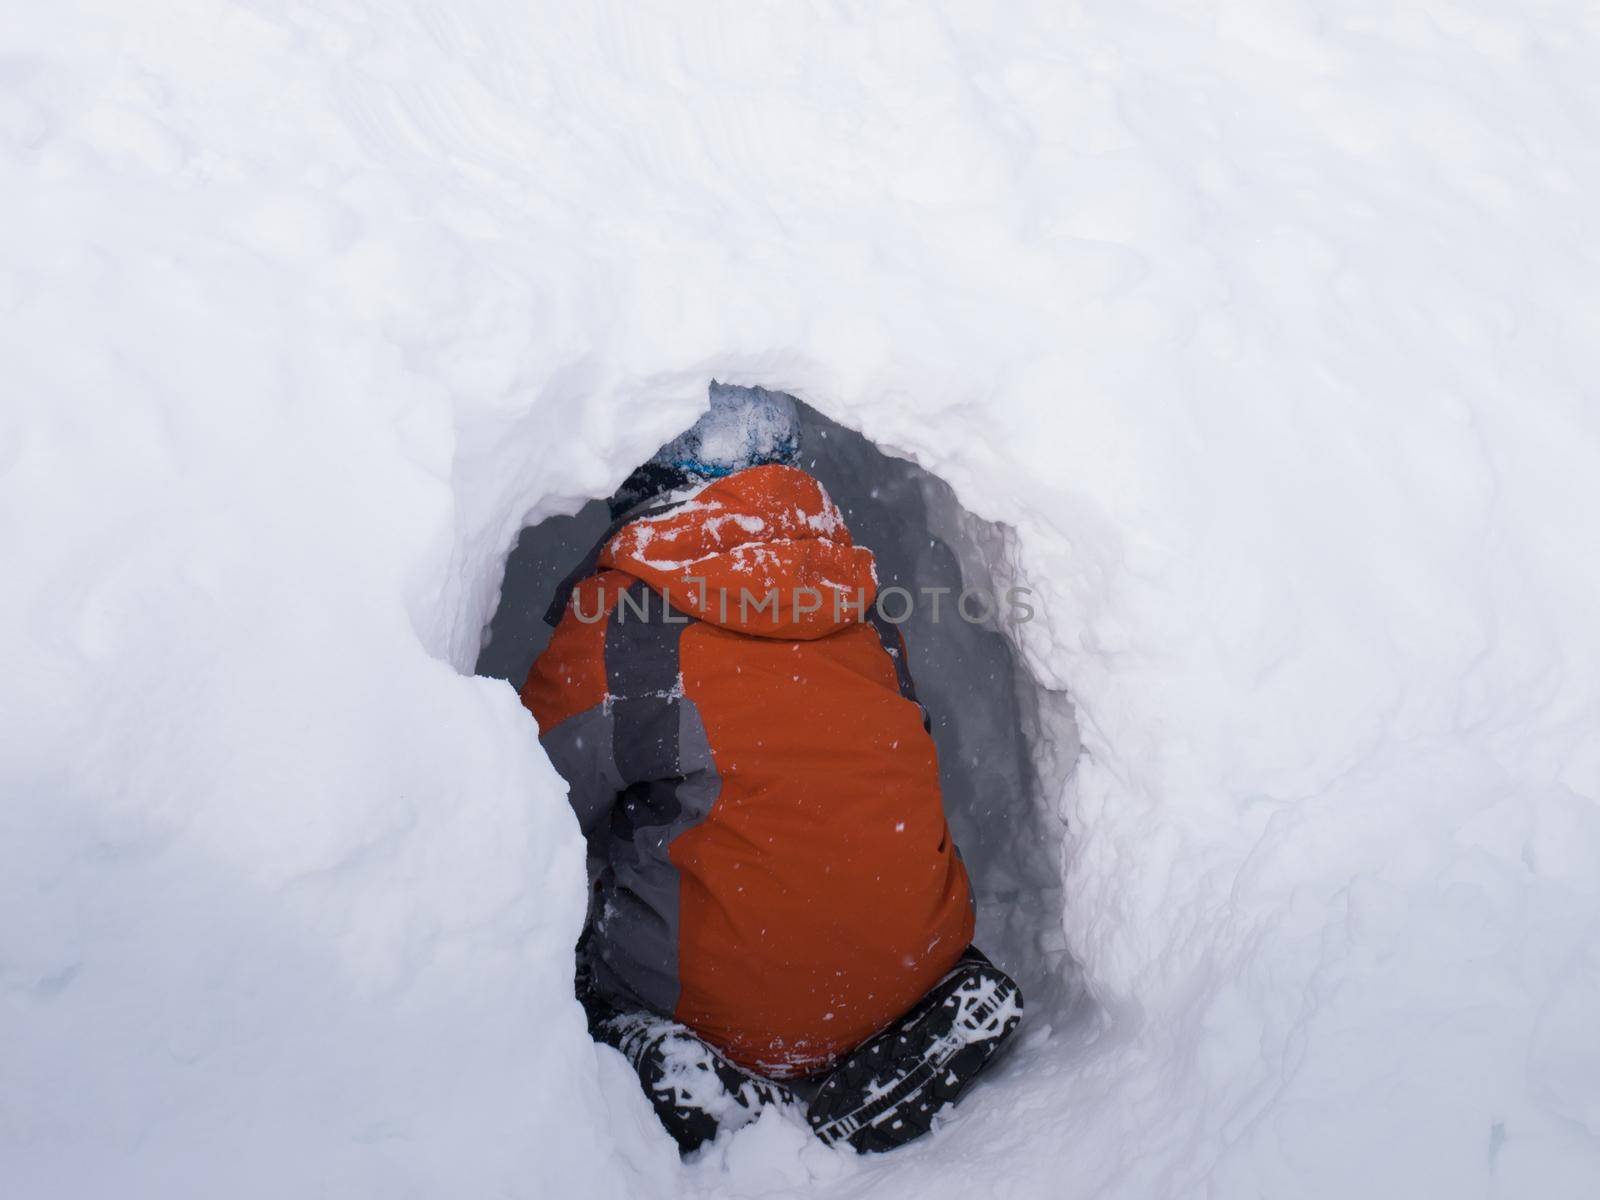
[[522, 464, 973, 1077]]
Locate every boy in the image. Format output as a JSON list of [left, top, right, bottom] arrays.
[[521, 385, 1021, 1153]]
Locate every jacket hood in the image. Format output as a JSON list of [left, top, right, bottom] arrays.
[[599, 464, 878, 639]]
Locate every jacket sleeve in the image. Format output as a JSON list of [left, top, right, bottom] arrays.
[[520, 575, 624, 836]]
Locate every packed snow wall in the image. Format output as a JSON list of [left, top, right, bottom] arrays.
[[6, 3, 1600, 1199]]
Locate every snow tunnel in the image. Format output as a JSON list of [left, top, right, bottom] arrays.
[[477, 394, 1087, 1077]]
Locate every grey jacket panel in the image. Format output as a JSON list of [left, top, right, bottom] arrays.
[[538, 704, 624, 837], [564, 581, 724, 1017]]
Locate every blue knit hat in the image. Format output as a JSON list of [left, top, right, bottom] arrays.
[[610, 383, 801, 517]]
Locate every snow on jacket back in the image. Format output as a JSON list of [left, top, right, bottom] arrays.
[[521, 463, 974, 1077]]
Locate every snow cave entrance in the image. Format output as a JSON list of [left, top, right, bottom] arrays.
[[477, 398, 1080, 1034]]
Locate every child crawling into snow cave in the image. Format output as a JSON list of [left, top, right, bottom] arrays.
[[518, 384, 1023, 1153]]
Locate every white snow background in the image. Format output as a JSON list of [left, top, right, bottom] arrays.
[[4, 2, 1600, 1197]]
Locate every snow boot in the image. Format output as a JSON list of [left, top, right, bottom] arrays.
[[806, 948, 1023, 1153], [594, 1009, 798, 1153]]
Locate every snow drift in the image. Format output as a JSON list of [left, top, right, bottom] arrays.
[[4, 2, 1600, 1198]]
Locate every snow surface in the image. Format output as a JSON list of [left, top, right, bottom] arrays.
[[5, 2, 1600, 1198]]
